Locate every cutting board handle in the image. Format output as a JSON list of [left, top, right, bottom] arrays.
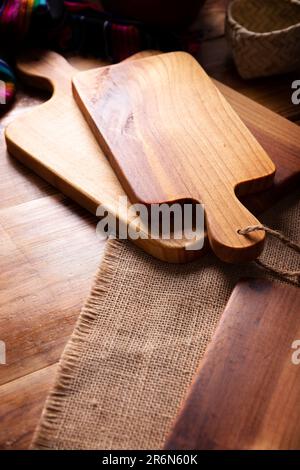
[[205, 188, 265, 263], [16, 50, 160, 97], [16, 50, 75, 94], [72, 52, 275, 264]]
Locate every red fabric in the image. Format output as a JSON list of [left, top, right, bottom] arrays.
[[110, 23, 142, 62]]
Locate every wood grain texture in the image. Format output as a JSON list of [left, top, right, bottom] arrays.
[[165, 279, 300, 450], [0, 91, 56, 210], [197, 0, 300, 122], [6, 51, 199, 264], [216, 81, 300, 214], [0, 63, 106, 450], [0, 193, 103, 386], [73, 52, 276, 263], [0, 364, 57, 450], [6, 51, 300, 264], [0, 0, 298, 450]]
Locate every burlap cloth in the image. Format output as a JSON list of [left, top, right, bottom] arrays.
[[32, 190, 299, 450]]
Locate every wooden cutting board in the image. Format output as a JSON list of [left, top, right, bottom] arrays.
[[5, 51, 300, 263], [165, 278, 300, 450], [6, 51, 204, 264], [72, 52, 276, 263]]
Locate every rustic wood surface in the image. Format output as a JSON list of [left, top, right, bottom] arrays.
[[197, 0, 300, 121], [0, 0, 299, 449], [0, 75, 106, 450], [165, 279, 300, 450], [215, 81, 300, 214], [0, 364, 57, 449], [73, 52, 275, 263]]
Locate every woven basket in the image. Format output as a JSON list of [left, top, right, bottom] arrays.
[[226, 0, 300, 79]]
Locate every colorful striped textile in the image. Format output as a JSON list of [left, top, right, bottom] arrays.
[[0, 0, 48, 39], [0, 0, 202, 110], [64, 1, 103, 13], [0, 0, 49, 109], [0, 58, 16, 108]]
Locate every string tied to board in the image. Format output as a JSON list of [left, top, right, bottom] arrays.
[[238, 225, 300, 285]]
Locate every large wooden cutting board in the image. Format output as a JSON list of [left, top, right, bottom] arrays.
[[165, 278, 300, 450], [72, 52, 276, 263], [5, 51, 300, 263]]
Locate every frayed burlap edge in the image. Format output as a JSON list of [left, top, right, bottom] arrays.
[[31, 238, 124, 450]]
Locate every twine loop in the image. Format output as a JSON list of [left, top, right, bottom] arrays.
[[238, 225, 300, 285]]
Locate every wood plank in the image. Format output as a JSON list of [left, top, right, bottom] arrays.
[[0, 90, 56, 211], [192, 0, 231, 40], [0, 364, 57, 449], [195, 0, 300, 122], [198, 35, 300, 122], [216, 81, 300, 213], [0, 194, 104, 386], [73, 51, 275, 263], [165, 279, 300, 450], [0, 68, 107, 449]]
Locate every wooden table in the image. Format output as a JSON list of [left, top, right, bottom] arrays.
[[0, 0, 299, 449]]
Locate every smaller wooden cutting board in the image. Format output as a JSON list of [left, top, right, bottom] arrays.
[[73, 52, 276, 263], [165, 278, 300, 450]]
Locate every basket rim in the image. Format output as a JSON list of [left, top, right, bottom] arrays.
[[228, 0, 300, 38]]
